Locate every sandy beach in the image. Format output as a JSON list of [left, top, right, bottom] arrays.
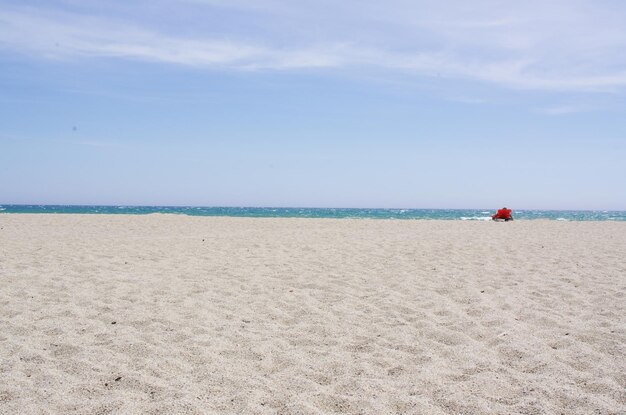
[[0, 214, 624, 414]]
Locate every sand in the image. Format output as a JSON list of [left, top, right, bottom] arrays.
[[0, 214, 625, 414]]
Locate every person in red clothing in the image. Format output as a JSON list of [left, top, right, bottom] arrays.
[[492, 207, 513, 221]]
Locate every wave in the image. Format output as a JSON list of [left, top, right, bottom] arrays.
[[1, 206, 625, 221]]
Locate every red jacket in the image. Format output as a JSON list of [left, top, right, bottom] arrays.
[[494, 208, 512, 219]]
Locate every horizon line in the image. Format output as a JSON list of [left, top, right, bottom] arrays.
[[1, 203, 624, 212]]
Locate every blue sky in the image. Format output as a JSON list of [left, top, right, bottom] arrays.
[[1, 0, 625, 209]]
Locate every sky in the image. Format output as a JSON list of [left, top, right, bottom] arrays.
[[1, 0, 625, 210]]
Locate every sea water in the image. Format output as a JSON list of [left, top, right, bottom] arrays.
[[0, 205, 624, 221]]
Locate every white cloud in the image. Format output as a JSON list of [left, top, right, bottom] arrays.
[[1, 1, 626, 91], [536, 104, 598, 115], [0, 9, 267, 66]]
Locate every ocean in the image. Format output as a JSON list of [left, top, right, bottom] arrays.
[[0, 205, 624, 221]]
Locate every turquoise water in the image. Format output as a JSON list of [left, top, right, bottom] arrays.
[[1, 205, 624, 221]]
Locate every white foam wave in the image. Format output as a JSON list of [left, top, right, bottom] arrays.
[[460, 216, 492, 221]]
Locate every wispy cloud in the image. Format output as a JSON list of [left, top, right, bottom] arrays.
[[447, 96, 489, 105], [1, 1, 626, 92], [0, 9, 268, 66], [536, 104, 598, 115]]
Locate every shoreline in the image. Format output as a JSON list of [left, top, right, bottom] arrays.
[[2, 212, 626, 222]]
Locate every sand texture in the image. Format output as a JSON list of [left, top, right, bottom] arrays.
[[1, 214, 625, 414]]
